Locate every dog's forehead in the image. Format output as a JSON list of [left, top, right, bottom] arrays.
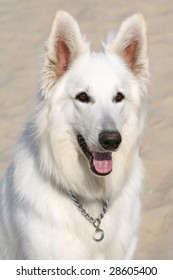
[[67, 51, 132, 99], [72, 52, 126, 88], [88, 52, 117, 75]]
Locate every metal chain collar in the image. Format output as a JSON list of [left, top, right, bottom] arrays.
[[69, 191, 108, 242]]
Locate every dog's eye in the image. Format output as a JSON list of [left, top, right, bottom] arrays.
[[113, 92, 125, 103], [75, 92, 90, 103]]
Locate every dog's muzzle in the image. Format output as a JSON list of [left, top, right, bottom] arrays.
[[77, 131, 121, 176]]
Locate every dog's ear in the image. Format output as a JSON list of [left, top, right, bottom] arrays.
[[42, 11, 89, 93], [105, 14, 148, 80]]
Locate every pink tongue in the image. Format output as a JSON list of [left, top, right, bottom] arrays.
[[92, 152, 112, 174]]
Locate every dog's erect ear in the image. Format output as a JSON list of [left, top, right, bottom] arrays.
[[105, 14, 148, 80], [42, 11, 89, 93]]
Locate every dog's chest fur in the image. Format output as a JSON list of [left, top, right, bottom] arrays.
[[0, 154, 140, 260]]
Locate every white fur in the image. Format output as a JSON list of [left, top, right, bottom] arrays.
[[0, 11, 149, 259]]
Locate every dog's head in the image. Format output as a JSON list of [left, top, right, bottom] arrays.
[[39, 11, 149, 186]]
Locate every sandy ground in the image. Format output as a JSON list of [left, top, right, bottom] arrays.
[[0, 0, 173, 259]]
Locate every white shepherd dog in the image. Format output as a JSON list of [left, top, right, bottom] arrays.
[[0, 11, 149, 259]]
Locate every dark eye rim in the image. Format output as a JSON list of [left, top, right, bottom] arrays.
[[75, 92, 91, 103], [113, 92, 125, 103]]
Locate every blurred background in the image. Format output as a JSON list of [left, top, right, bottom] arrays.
[[0, 0, 173, 259]]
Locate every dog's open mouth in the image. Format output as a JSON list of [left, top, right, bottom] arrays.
[[77, 135, 112, 176]]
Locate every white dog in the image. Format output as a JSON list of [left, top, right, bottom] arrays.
[[0, 11, 149, 259]]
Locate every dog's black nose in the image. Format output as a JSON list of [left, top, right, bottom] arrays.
[[99, 130, 122, 151]]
